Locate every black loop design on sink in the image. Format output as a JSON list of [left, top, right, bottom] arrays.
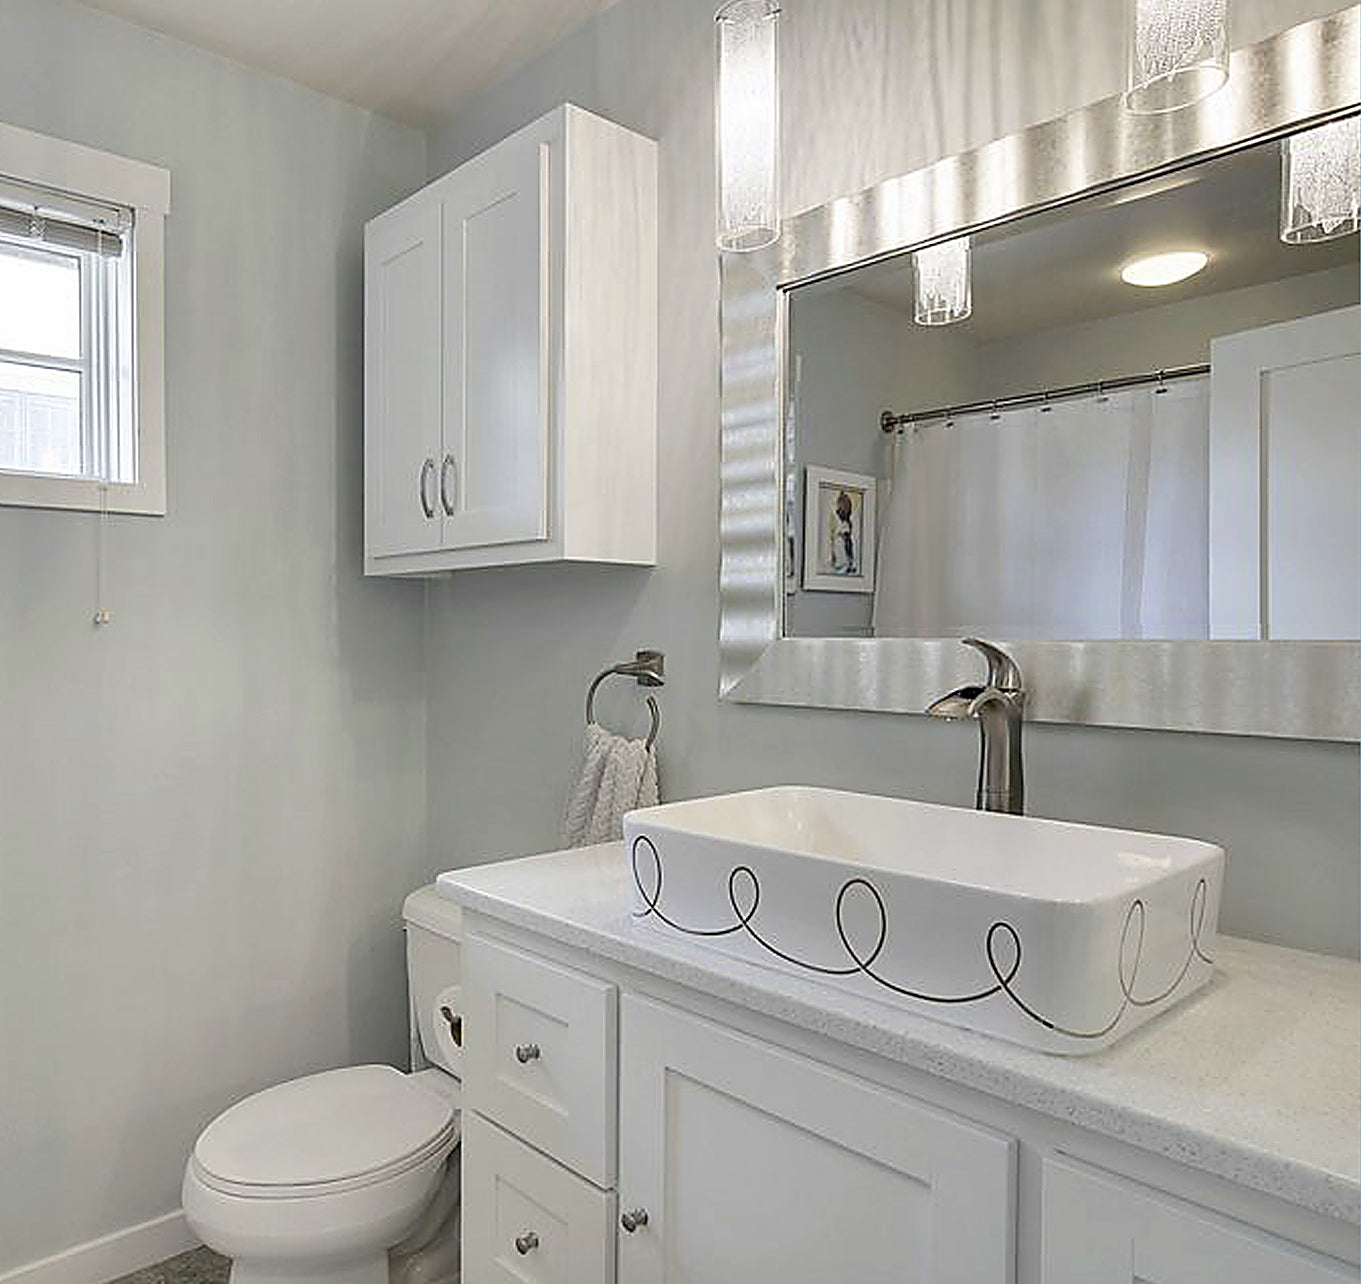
[[630, 833, 1214, 1041]]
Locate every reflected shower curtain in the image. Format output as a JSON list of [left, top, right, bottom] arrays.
[[872, 378, 1210, 640]]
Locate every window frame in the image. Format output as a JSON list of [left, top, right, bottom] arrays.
[[0, 120, 170, 515]]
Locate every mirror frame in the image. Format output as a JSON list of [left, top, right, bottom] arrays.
[[718, 7, 1360, 740]]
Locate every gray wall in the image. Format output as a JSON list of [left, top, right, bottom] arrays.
[[424, 0, 1359, 959], [0, 0, 429, 1270], [785, 288, 912, 639]]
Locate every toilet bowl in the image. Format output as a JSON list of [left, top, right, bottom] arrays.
[[183, 1065, 458, 1284], [184, 888, 466, 1284]]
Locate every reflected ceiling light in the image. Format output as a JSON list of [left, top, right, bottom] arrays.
[[1125, 0, 1228, 115], [1120, 250, 1208, 286], [715, 0, 780, 253], [1280, 117, 1361, 244], [913, 236, 972, 326]]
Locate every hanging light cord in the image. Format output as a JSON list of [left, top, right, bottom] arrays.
[[93, 482, 112, 628]]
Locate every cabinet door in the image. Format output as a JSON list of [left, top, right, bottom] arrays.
[[364, 198, 443, 558], [441, 137, 549, 550], [1042, 1156, 1354, 1283], [617, 995, 1014, 1284], [463, 1111, 616, 1284]]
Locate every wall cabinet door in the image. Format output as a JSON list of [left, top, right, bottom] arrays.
[[1042, 1156, 1355, 1283], [440, 138, 549, 551], [617, 995, 1014, 1284], [364, 198, 443, 558]]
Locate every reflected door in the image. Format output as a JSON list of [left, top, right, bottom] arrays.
[[1209, 305, 1360, 639]]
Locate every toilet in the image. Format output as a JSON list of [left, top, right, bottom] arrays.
[[183, 888, 466, 1284]]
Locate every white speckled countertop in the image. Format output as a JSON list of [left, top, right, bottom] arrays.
[[437, 843, 1361, 1225]]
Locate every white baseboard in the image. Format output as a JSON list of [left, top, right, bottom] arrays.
[[0, 1211, 198, 1284]]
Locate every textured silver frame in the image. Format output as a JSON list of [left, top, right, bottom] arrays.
[[718, 7, 1360, 741]]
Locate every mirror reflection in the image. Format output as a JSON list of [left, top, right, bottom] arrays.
[[783, 119, 1360, 642]]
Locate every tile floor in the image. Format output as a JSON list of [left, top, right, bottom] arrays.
[[107, 1247, 228, 1284]]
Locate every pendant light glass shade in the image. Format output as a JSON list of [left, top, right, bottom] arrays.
[[715, 0, 779, 252], [1125, 0, 1228, 115], [913, 237, 972, 326], [1280, 117, 1361, 245]]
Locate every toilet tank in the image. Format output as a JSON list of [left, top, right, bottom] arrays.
[[403, 886, 464, 1080]]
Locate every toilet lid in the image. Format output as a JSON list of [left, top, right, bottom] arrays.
[[193, 1065, 456, 1192]]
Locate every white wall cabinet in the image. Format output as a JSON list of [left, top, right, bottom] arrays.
[[616, 994, 1014, 1284], [364, 104, 657, 575]]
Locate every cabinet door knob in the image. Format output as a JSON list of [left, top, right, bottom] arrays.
[[418, 457, 437, 518], [620, 1208, 649, 1233], [514, 1042, 541, 1064], [514, 1230, 540, 1255], [440, 454, 457, 516], [439, 1004, 462, 1048]]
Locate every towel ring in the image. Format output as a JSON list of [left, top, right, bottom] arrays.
[[586, 650, 664, 751]]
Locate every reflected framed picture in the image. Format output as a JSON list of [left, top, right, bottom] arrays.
[[802, 466, 876, 593]]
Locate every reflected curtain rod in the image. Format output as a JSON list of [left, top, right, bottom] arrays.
[[879, 362, 1211, 433]]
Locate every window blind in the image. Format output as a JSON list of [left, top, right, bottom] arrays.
[[0, 175, 130, 257]]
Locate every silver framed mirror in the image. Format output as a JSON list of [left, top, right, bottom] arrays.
[[718, 7, 1360, 741]]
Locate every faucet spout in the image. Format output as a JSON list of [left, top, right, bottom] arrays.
[[926, 642, 1026, 815], [924, 684, 985, 719]]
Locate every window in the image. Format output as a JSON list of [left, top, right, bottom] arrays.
[[0, 121, 169, 514]]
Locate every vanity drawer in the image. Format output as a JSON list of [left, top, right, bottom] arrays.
[[464, 932, 617, 1186], [1041, 1156, 1354, 1283], [464, 1111, 616, 1284]]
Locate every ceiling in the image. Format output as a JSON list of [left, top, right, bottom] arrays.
[[835, 131, 1358, 342], [77, 0, 619, 125]]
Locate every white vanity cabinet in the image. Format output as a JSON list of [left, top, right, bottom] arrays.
[[363, 104, 657, 576], [456, 912, 1358, 1284], [461, 933, 1013, 1284]]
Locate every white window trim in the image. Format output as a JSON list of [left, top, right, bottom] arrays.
[[0, 120, 170, 515]]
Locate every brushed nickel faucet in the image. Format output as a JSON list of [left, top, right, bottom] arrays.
[[926, 638, 1026, 815]]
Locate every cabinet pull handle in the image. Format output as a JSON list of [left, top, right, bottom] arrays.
[[440, 454, 457, 516], [439, 1004, 462, 1048], [418, 457, 437, 518], [514, 1042, 541, 1064], [620, 1208, 649, 1233], [514, 1231, 540, 1255]]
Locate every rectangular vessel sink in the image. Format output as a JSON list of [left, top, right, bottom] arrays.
[[623, 787, 1223, 1054]]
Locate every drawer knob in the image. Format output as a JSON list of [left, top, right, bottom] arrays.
[[514, 1042, 541, 1064], [514, 1231, 540, 1255], [620, 1208, 649, 1233], [439, 1005, 462, 1048]]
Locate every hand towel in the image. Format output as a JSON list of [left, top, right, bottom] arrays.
[[562, 722, 660, 848]]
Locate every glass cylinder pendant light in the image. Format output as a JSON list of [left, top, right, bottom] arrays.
[[715, 0, 779, 252], [913, 237, 972, 326], [1280, 117, 1361, 244], [1125, 0, 1228, 115]]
